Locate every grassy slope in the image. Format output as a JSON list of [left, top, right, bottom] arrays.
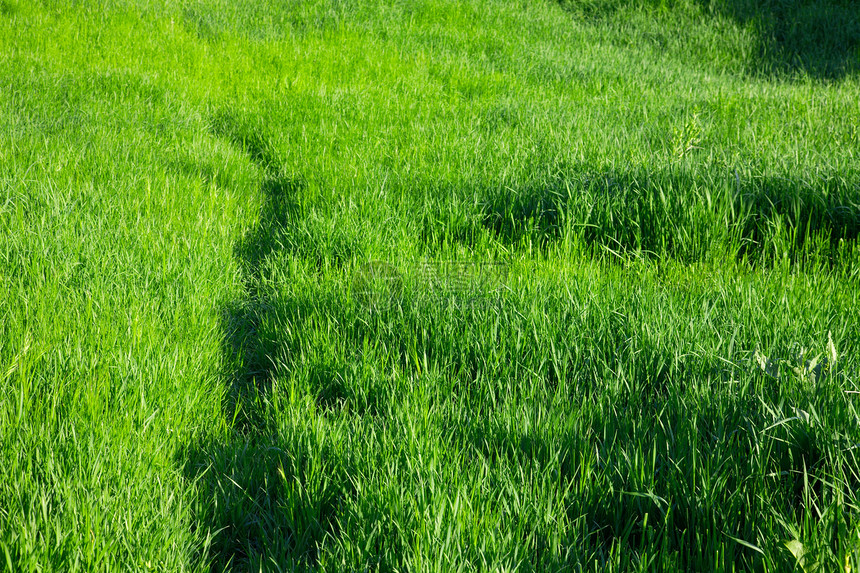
[[1, 0, 859, 571]]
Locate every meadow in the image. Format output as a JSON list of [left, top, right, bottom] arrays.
[[1, 0, 859, 570]]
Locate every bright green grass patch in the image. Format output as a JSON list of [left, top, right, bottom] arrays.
[[2, 0, 859, 571]]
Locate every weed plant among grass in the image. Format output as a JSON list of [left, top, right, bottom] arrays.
[[1, 0, 859, 571]]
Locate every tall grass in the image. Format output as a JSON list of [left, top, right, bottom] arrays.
[[1, 0, 859, 570]]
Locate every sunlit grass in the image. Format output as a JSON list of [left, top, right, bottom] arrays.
[[1, 0, 859, 571]]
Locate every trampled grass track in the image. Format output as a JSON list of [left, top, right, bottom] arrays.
[[1, 0, 859, 570]]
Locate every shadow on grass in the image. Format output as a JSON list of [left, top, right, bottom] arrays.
[[184, 113, 350, 571], [477, 167, 860, 265], [180, 110, 859, 569], [558, 0, 859, 80], [704, 0, 860, 80], [450, 345, 857, 571], [213, 111, 305, 431]]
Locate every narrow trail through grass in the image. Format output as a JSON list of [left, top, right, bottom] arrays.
[[2, 0, 860, 571]]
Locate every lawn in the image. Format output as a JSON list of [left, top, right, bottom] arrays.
[[1, 0, 859, 571]]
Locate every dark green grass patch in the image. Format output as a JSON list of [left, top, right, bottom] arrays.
[[3, 0, 860, 571], [558, 0, 860, 79], [479, 166, 860, 265]]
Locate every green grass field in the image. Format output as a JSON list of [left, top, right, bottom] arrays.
[[2, 0, 860, 570]]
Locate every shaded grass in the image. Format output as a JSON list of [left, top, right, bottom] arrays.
[[195, 234, 860, 569], [2, 0, 860, 571], [182, 117, 860, 570], [558, 0, 860, 79], [478, 165, 860, 265]]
